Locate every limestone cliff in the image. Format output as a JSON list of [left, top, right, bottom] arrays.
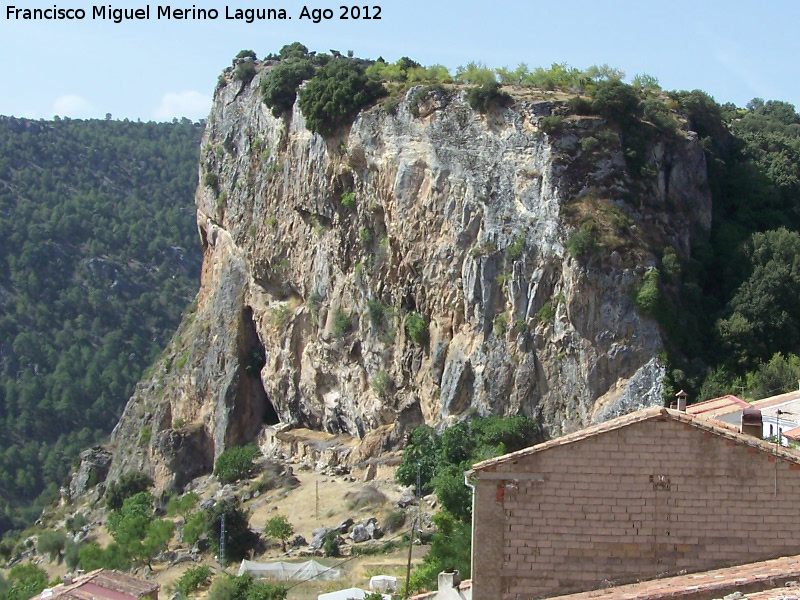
[[107, 61, 711, 491]]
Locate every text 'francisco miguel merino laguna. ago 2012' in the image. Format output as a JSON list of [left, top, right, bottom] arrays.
[[6, 5, 383, 23]]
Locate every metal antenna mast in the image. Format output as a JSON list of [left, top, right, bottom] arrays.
[[220, 512, 226, 569]]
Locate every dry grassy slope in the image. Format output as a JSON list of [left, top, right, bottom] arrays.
[[24, 457, 428, 599]]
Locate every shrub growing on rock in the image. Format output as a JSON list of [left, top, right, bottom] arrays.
[[590, 79, 642, 125], [278, 42, 309, 60], [233, 61, 257, 85], [332, 308, 352, 338], [261, 59, 315, 117], [634, 269, 662, 315], [214, 444, 260, 483], [382, 510, 405, 533], [539, 116, 563, 135], [404, 312, 428, 345], [37, 529, 66, 562], [466, 81, 512, 113], [297, 59, 386, 137], [105, 470, 153, 511]]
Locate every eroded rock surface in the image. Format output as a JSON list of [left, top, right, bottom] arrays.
[[108, 63, 711, 491]]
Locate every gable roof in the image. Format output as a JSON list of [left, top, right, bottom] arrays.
[[752, 389, 800, 410], [686, 394, 749, 418], [472, 406, 800, 472]]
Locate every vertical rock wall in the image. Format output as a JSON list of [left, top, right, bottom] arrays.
[[108, 63, 711, 490]]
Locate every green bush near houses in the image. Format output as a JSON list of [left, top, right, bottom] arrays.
[[263, 515, 294, 551], [176, 565, 213, 595], [205, 499, 258, 563]]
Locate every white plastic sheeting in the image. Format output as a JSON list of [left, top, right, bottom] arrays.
[[318, 588, 391, 600], [369, 575, 398, 593], [237, 559, 341, 581]]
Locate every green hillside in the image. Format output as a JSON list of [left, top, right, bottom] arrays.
[[0, 116, 203, 533]]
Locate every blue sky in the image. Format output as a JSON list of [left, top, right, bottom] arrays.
[[1, 0, 798, 122]]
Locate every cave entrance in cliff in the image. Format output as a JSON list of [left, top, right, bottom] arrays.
[[263, 393, 279, 425], [242, 307, 280, 426]]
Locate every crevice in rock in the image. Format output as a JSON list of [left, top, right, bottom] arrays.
[[231, 307, 274, 440]]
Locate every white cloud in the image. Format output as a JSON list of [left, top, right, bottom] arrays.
[[153, 91, 211, 121], [52, 94, 95, 118]]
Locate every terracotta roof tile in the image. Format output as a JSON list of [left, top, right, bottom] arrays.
[[752, 390, 800, 410], [543, 554, 800, 600], [686, 395, 749, 417], [34, 569, 158, 600]]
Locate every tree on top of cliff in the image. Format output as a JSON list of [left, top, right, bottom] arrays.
[[279, 42, 309, 60], [261, 59, 315, 117], [297, 59, 386, 137]]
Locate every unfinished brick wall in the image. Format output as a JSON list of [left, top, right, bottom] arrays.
[[471, 410, 800, 600]]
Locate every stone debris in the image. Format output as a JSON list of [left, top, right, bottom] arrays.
[[308, 526, 332, 551], [397, 493, 417, 508], [349, 524, 371, 543], [334, 518, 354, 533]]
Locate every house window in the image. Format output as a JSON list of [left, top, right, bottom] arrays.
[[770, 424, 774, 436]]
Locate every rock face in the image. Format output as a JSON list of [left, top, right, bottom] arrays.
[[107, 62, 711, 491], [69, 447, 113, 499]]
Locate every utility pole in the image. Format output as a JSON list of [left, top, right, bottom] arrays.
[[404, 463, 421, 598]]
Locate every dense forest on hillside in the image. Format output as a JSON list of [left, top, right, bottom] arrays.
[[0, 117, 203, 534], [658, 96, 800, 401]]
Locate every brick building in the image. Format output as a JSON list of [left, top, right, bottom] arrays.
[[469, 406, 800, 600]]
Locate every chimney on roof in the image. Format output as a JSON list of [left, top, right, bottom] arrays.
[[676, 390, 688, 412], [438, 570, 461, 591], [63, 574, 72, 585], [741, 406, 763, 439]]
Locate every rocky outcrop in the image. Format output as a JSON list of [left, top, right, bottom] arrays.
[[108, 61, 711, 492], [68, 447, 113, 499]]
